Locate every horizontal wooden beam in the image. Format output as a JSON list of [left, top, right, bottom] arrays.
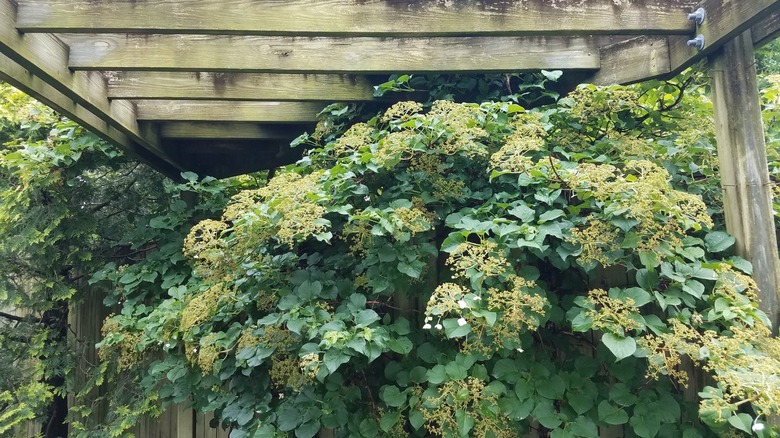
[[0, 0, 183, 176], [63, 35, 602, 73], [134, 101, 324, 122], [0, 53, 184, 178], [106, 72, 377, 101], [589, 36, 671, 85], [668, 0, 780, 74], [751, 10, 780, 48], [16, 0, 697, 36], [156, 122, 307, 140]]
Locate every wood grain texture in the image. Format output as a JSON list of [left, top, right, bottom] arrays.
[[106, 72, 377, 101], [16, 0, 697, 36], [668, 0, 780, 74], [0, 52, 183, 177], [0, 0, 186, 176], [752, 10, 780, 48], [0, 2, 147, 146], [135, 101, 324, 122], [709, 30, 780, 331], [63, 34, 601, 73], [157, 122, 304, 139], [589, 36, 670, 85]]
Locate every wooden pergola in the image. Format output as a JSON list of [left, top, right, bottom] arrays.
[[0, 0, 779, 327]]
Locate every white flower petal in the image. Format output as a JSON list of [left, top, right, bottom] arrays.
[[435, 323, 443, 330], [423, 323, 432, 330], [457, 318, 467, 326], [458, 300, 468, 309], [753, 423, 765, 432]]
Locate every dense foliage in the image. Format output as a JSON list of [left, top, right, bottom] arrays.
[[2, 58, 780, 438], [88, 70, 780, 438]]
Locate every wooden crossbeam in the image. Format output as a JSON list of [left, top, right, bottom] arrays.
[[156, 122, 306, 140], [106, 72, 377, 101], [0, 0, 183, 176], [134, 101, 324, 122], [15, 0, 697, 36], [589, 36, 671, 85], [63, 35, 602, 73], [752, 11, 780, 48], [668, 0, 780, 73]]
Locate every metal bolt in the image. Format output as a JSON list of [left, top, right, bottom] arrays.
[[687, 34, 705, 51], [688, 7, 706, 25]]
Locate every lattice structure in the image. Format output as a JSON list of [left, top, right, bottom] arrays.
[[0, 0, 778, 177]]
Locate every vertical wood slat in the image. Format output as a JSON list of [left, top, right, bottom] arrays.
[[709, 29, 780, 331]]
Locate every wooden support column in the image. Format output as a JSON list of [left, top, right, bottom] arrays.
[[709, 30, 780, 331]]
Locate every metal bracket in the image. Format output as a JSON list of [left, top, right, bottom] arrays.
[[687, 34, 706, 51], [688, 7, 706, 25]]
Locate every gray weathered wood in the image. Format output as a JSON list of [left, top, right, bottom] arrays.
[[0, 0, 184, 175], [709, 30, 780, 331], [16, 0, 697, 36], [669, 0, 780, 73], [106, 72, 377, 101], [752, 10, 780, 48], [135, 101, 324, 122], [156, 122, 302, 140], [589, 36, 671, 85], [0, 52, 182, 177], [63, 34, 601, 73]]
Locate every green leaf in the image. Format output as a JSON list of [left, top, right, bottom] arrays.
[[727, 413, 753, 434], [251, 424, 278, 438], [381, 386, 407, 408], [533, 401, 562, 429], [536, 375, 566, 400], [705, 231, 735, 253], [509, 203, 535, 222], [598, 401, 629, 425], [379, 411, 400, 432], [409, 409, 425, 430], [638, 250, 660, 269], [387, 337, 413, 354], [443, 318, 471, 338], [276, 406, 301, 431], [538, 209, 564, 223], [354, 309, 380, 327], [295, 421, 320, 438], [602, 333, 636, 361], [636, 269, 660, 290], [323, 349, 351, 374], [456, 410, 475, 436], [397, 261, 422, 278], [427, 365, 447, 385]]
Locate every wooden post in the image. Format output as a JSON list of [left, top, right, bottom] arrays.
[[709, 29, 780, 332]]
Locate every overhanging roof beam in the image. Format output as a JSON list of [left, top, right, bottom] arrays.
[[668, 0, 780, 74], [62, 35, 602, 73], [106, 72, 378, 102], [134, 101, 324, 123], [15, 0, 696, 36], [0, 0, 180, 172]]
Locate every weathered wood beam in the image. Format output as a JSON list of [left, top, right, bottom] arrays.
[[751, 10, 780, 48], [156, 122, 306, 140], [0, 54, 182, 177], [0, 0, 182, 176], [106, 72, 377, 101], [63, 35, 601, 73], [589, 36, 671, 85], [16, 0, 697, 36], [134, 101, 324, 123], [709, 30, 780, 331], [669, 0, 780, 74]]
